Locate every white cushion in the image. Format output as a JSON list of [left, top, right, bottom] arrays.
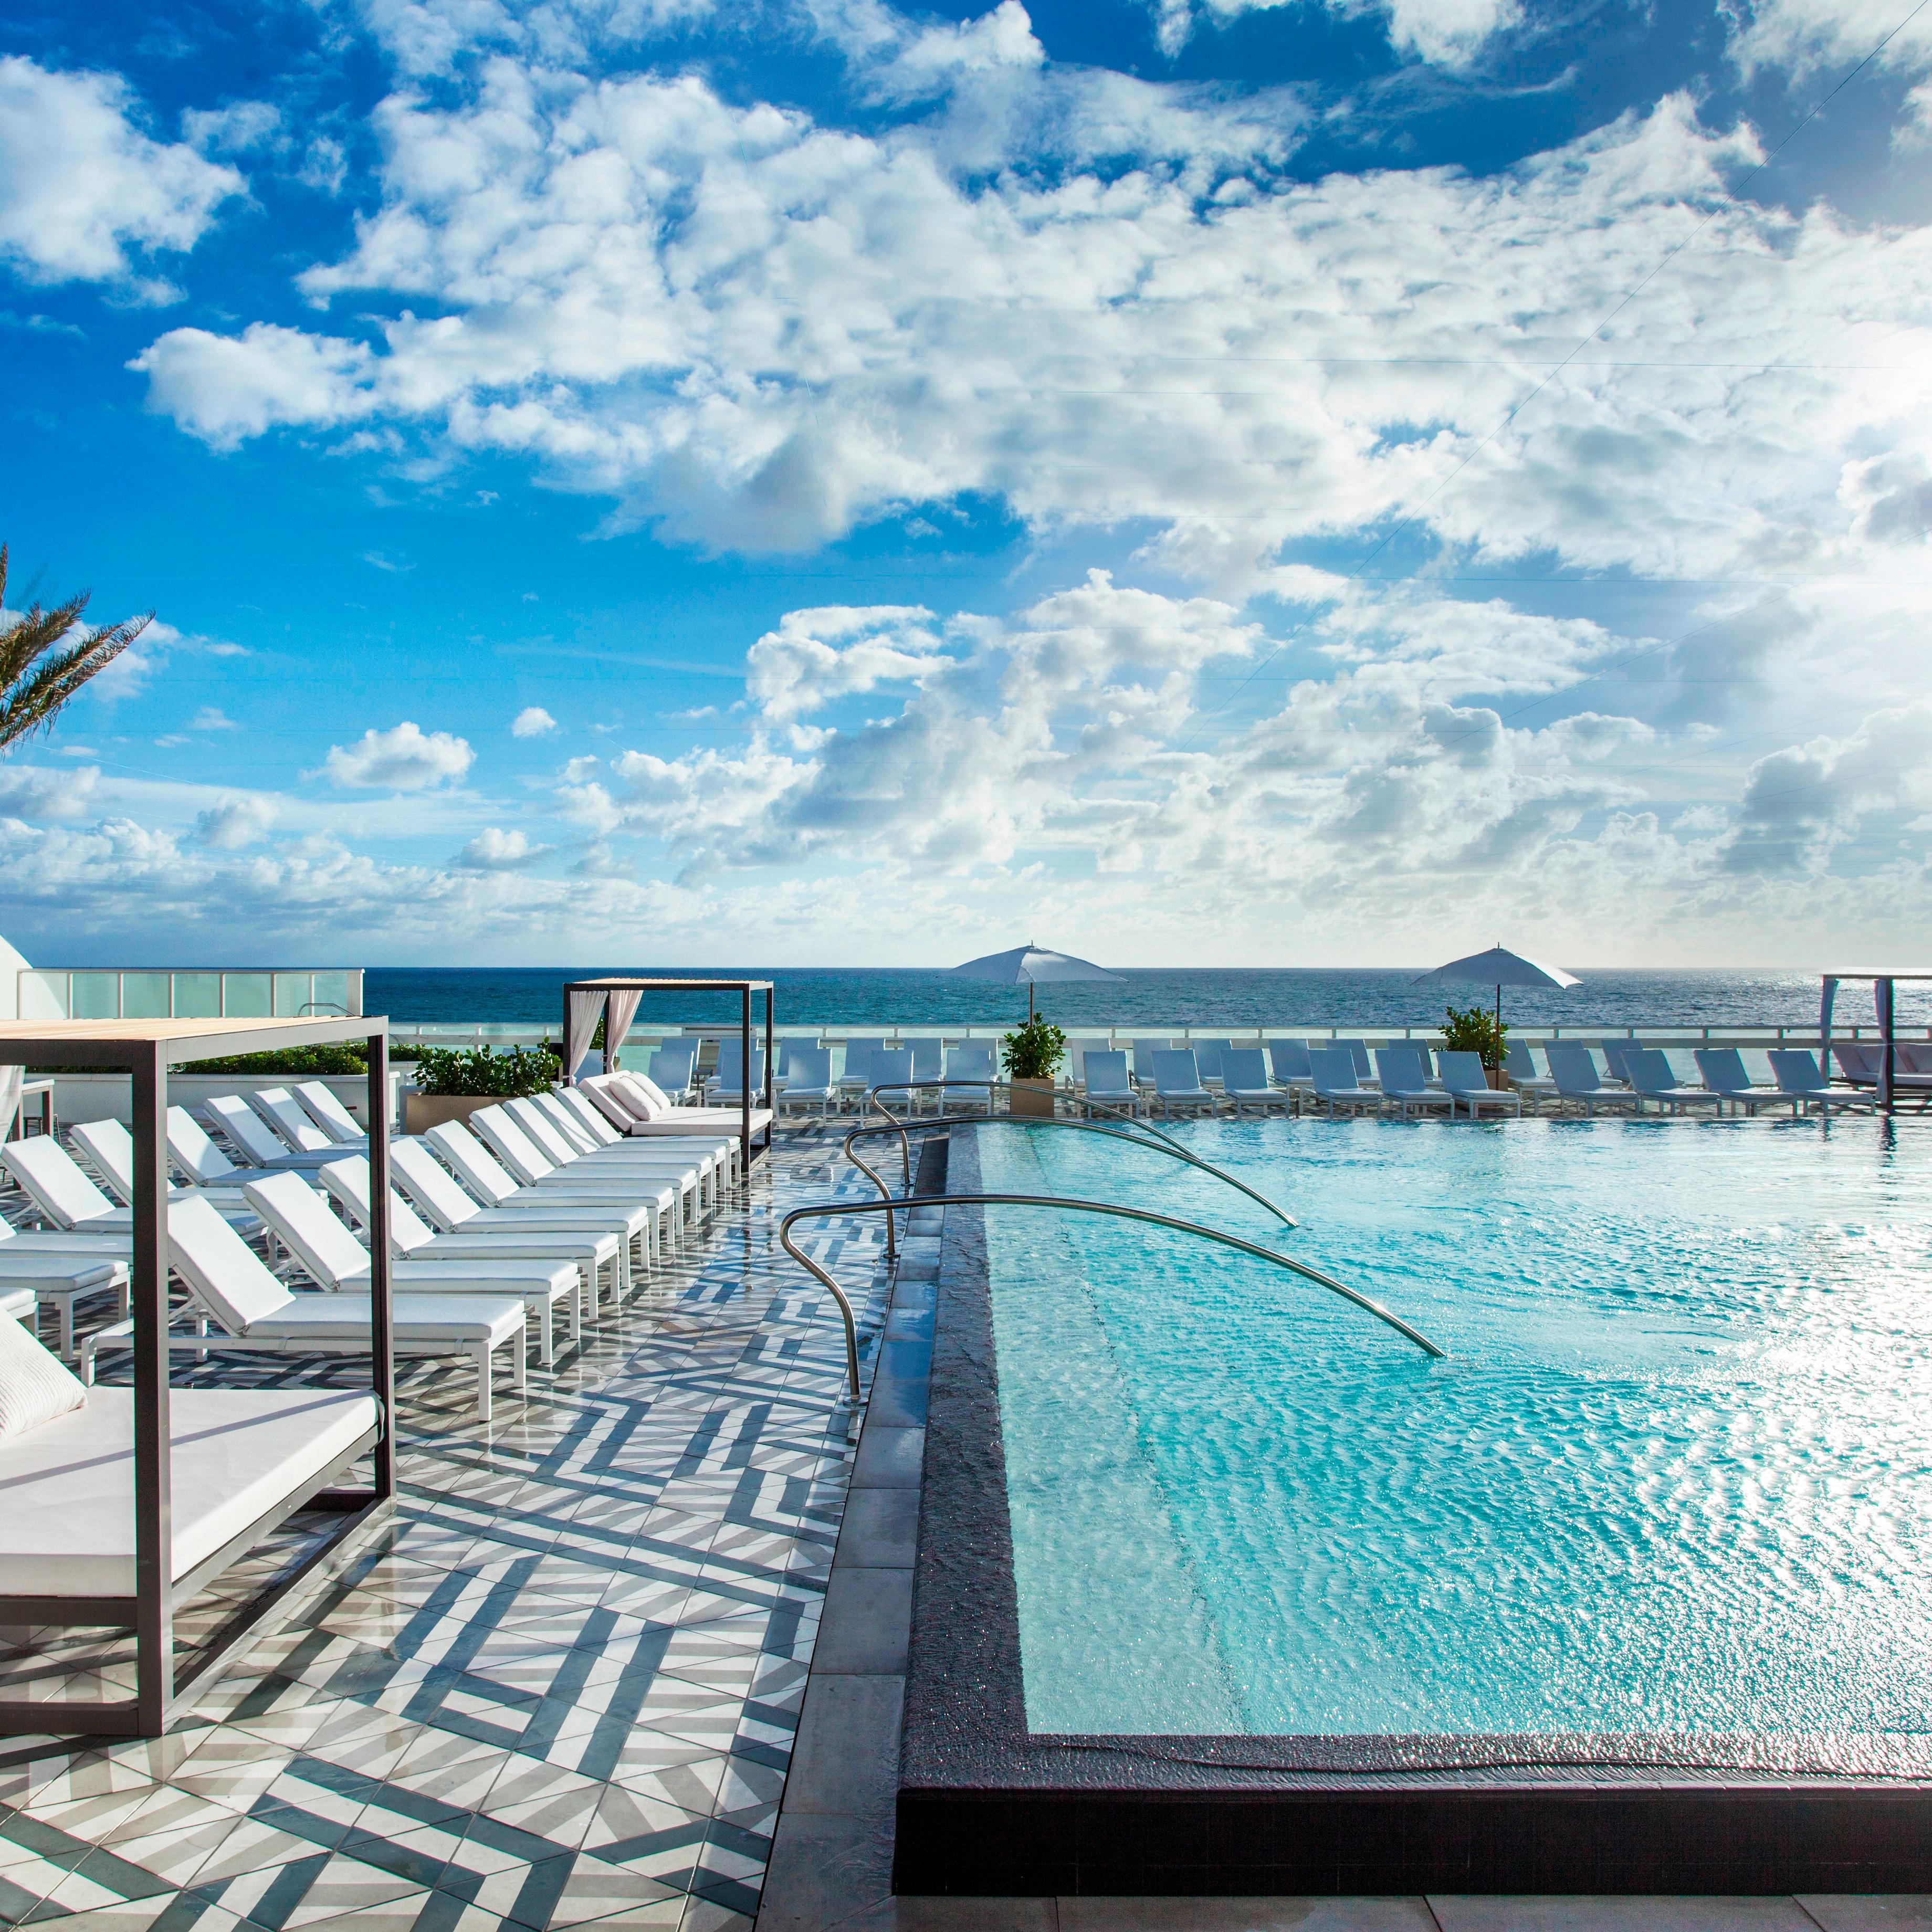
[[0, 1388, 376, 1596], [629, 1074, 673, 1110], [0, 1315, 87, 1441], [609, 1075, 663, 1121]]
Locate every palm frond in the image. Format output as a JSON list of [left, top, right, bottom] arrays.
[[0, 543, 154, 753]]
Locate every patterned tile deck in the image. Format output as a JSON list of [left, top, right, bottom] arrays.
[[0, 1131, 889, 1932]]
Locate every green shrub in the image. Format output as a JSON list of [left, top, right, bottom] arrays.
[[1001, 1014, 1067, 1081], [182, 1043, 369, 1076], [1440, 1003, 1507, 1070], [412, 1044, 560, 1097]]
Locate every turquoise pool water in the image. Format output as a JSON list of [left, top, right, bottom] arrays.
[[975, 1118, 1932, 1748]]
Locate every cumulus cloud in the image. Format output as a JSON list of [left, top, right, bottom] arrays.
[[320, 720, 475, 789], [127, 69, 1932, 603], [0, 57, 243, 287], [1149, 0, 1517, 64], [0, 764, 101, 822], [511, 705, 558, 737], [456, 825, 553, 867], [195, 794, 279, 848], [1727, 0, 1932, 81]]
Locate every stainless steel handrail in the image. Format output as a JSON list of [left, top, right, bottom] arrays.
[[845, 1108, 1298, 1261], [779, 1191, 1446, 1404]]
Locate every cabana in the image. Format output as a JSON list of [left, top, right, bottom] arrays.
[[1819, 969, 1932, 1113], [0, 1013, 395, 1737], [561, 977, 774, 1164]]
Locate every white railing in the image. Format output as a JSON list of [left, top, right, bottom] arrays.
[[17, 967, 362, 1023]]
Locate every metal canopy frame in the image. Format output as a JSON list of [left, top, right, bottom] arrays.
[[1819, 970, 1932, 1114], [561, 978, 775, 1166], [0, 1013, 396, 1738]]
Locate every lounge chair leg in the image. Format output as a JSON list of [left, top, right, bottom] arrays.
[[538, 1299, 553, 1367], [513, 1324, 527, 1394], [477, 1344, 493, 1425]]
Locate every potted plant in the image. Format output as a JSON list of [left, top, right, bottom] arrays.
[[1001, 1014, 1066, 1118], [404, 1045, 561, 1132], [1439, 1004, 1508, 1089]]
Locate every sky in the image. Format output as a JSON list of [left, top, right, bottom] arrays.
[[1, 0, 1930, 970]]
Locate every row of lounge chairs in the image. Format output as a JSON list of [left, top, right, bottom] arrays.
[[2, 1079, 741, 1418]]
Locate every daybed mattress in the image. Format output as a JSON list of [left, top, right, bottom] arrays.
[[0, 1387, 377, 1598]]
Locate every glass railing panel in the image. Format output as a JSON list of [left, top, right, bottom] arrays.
[[223, 972, 271, 1017], [273, 972, 311, 1017], [310, 970, 352, 1016], [172, 972, 223, 1018], [121, 972, 172, 1019], [71, 972, 121, 1019]]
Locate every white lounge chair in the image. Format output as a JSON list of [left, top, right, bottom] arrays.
[[319, 1154, 618, 1322], [1190, 1040, 1233, 1086], [2, 1135, 262, 1240], [1150, 1051, 1222, 1118], [1545, 1044, 1639, 1116], [1629, 1048, 1724, 1116], [425, 1121, 676, 1256], [248, 1085, 362, 1157], [293, 1080, 370, 1144], [1374, 1047, 1453, 1121], [69, 1117, 258, 1215], [942, 1044, 996, 1114], [386, 1134, 637, 1288], [1769, 1049, 1878, 1116], [476, 1102, 716, 1218], [1309, 1047, 1382, 1117], [507, 1094, 721, 1204], [646, 1043, 699, 1103], [167, 1105, 265, 1188], [835, 1040, 886, 1103], [578, 1074, 770, 1171], [205, 1095, 338, 1170], [1332, 1040, 1376, 1084], [1691, 1047, 1783, 1115], [776, 1047, 836, 1119], [1219, 1048, 1290, 1115], [1077, 1049, 1139, 1118], [243, 1169, 579, 1367], [1503, 1040, 1557, 1111], [1437, 1051, 1521, 1120], [84, 1195, 527, 1421], [0, 1221, 129, 1360]]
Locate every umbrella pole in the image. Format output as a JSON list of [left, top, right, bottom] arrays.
[[1028, 980, 1036, 1021]]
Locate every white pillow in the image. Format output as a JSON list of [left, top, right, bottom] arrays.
[[0, 1316, 88, 1441], [610, 1075, 663, 1121], [630, 1074, 673, 1110]]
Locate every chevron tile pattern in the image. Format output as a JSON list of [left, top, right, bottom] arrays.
[[0, 1131, 889, 1932]]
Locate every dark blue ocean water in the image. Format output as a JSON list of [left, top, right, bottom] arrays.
[[362, 967, 1910, 1031]]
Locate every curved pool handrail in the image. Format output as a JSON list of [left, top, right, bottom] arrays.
[[843, 1107, 1298, 1262], [780, 1190, 1446, 1404]]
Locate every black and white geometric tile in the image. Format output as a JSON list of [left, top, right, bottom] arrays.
[[0, 1133, 890, 1932]]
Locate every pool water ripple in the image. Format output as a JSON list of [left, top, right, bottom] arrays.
[[976, 1117, 1932, 1749]]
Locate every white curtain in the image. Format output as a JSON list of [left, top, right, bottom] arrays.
[[604, 991, 644, 1073], [0, 1065, 20, 1140], [565, 991, 604, 1083]]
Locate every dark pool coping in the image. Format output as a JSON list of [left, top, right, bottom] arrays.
[[885, 1129, 1932, 1898]]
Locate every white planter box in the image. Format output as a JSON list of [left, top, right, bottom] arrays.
[[40, 1071, 403, 1132]]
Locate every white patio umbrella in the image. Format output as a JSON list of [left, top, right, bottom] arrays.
[[1412, 944, 1580, 1036], [950, 943, 1122, 1019]]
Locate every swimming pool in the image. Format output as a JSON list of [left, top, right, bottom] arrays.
[[973, 1117, 1932, 1755]]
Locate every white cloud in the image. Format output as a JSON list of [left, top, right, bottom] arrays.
[[191, 706, 239, 731], [456, 825, 553, 866], [0, 764, 101, 822], [182, 100, 281, 153], [511, 704, 558, 736], [0, 57, 243, 286], [195, 794, 279, 848], [130, 323, 379, 452], [320, 720, 476, 789], [1727, 0, 1932, 81], [1150, 0, 1516, 64], [129, 75, 1932, 607], [746, 606, 946, 722]]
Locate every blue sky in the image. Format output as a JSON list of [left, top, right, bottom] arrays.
[[2, 0, 1930, 967]]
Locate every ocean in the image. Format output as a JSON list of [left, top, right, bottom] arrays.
[[361, 967, 1907, 1032]]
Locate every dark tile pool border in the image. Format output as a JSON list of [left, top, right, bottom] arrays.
[[893, 1126, 1932, 1897]]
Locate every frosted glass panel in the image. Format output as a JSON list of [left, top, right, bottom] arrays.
[[173, 972, 222, 1018], [121, 972, 171, 1019], [223, 973, 271, 1017], [71, 973, 120, 1019], [274, 972, 310, 1016], [311, 971, 351, 1016]]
